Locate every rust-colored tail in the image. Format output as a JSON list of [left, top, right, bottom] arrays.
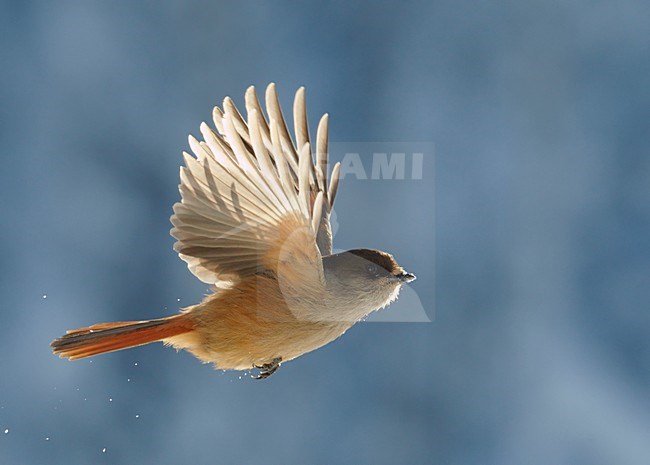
[[51, 315, 194, 360]]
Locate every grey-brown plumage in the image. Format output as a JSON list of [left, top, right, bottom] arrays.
[[51, 84, 415, 378]]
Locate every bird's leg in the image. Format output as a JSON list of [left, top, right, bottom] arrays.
[[252, 357, 282, 379]]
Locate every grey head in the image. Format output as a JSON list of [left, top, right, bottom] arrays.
[[322, 248, 416, 321]]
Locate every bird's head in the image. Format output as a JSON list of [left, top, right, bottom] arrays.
[[323, 248, 415, 320]]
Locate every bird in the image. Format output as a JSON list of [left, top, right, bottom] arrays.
[[51, 84, 416, 378]]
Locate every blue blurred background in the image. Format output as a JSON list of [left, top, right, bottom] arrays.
[[1, 1, 649, 464]]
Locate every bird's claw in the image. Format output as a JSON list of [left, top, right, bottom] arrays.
[[252, 357, 282, 379]]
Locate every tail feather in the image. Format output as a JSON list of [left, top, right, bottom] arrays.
[[51, 315, 194, 360], [65, 321, 140, 334]]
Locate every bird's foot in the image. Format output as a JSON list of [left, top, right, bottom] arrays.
[[252, 357, 282, 379]]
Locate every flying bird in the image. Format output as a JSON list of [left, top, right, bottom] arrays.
[[51, 84, 415, 378]]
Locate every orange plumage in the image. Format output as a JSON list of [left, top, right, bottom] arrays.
[[51, 316, 195, 360]]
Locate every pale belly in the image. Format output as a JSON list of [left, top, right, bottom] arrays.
[[164, 292, 353, 370], [166, 319, 351, 370]]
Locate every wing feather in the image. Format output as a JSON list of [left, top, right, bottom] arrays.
[[265, 83, 300, 175], [171, 84, 339, 291], [293, 87, 310, 156], [245, 87, 271, 145], [315, 114, 329, 192]]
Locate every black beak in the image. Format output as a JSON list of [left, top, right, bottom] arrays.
[[394, 271, 416, 283]]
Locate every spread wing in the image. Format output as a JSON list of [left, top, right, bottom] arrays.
[[170, 84, 338, 292], [246, 84, 340, 254]]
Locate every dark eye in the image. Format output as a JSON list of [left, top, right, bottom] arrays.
[[366, 264, 379, 276]]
